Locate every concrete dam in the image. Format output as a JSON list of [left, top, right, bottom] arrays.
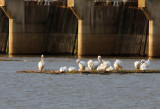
[[0, 0, 159, 57]]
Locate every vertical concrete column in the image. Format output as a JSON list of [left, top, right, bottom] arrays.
[[148, 20, 160, 58], [78, 20, 83, 56], [148, 20, 153, 57], [9, 19, 13, 55], [138, 0, 145, 7]]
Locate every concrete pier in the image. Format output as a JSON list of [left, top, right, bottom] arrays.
[[75, 0, 149, 56], [0, 0, 160, 57], [4, 0, 78, 55], [145, 0, 160, 57]]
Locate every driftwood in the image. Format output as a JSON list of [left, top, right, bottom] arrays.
[[17, 70, 160, 75]]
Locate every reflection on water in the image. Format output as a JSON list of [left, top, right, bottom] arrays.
[[0, 55, 160, 108]]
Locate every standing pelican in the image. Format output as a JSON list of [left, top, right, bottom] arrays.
[[96, 56, 111, 71], [114, 59, 122, 70], [38, 54, 45, 71], [98, 56, 111, 66], [92, 56, 104, 70], [76, 59, 87, 71], [144, 59, 150, 68]]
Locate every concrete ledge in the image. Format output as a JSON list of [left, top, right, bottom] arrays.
[[17, 70, 160, 75]]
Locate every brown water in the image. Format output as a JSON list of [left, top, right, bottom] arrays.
[[0, 55, 160, 109]]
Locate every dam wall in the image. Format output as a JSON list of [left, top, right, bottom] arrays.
[[145, 0, 160, 57], [1, 0, 160, 57], [6, 0, 77, 55], [0, 8, 8, 53], [75, 0, 149, 56]]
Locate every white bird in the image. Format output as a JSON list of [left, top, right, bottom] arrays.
[[102, 60, 111, 67], [92, 56, 103, 70], [88, 56, 102, 70], [38, 54, 45, 71], [68, 66, 76, 72], [88, 60, 93, 70], [85, 67, 91, 71], [60, 66, 68, 72], [97, 62, 111, 71], [114, 59, 122, 70], [76, 59, 87, 71], [144, 59, 150, 68], [98, 56, 111, 67], [139, 59, 150, 70], [134, 59, 146, 70], [106, 66, 114, 71], [134, 61, 141, 70], [96, 56, 112, 71], [140, 63, 148, 70]]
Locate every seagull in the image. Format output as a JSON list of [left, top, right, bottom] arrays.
[[60, 66, 68, 72], [114, 59, 122, 70], [38, 54, 45, 71], [76, 59, 87, 71]]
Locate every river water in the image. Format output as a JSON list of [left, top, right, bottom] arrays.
[[0, 55, 160, 109]]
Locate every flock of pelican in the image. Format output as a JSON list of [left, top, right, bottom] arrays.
[[38, 55, 150, 72]]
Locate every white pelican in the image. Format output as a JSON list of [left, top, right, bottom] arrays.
[[134, 60, 145, 70], [140, 63, 148, 70], [97, 62, 111, 71], [38, 54, 45, 71], [88, 56, 102, 70], [60, 66, 68, 72], [76, 59, 87, 71], [100, 56, 111, 65], [85, 67, 91, 71], [114, 59, 122, 70], [68, 66, 76, 72], [91, 56, 103, 70], [144, 59, 150, 68], [106, 66, 114, 71], [139, 59, 150, 70], [88, 60, 93, 70], [98, 56, 111, 67]]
